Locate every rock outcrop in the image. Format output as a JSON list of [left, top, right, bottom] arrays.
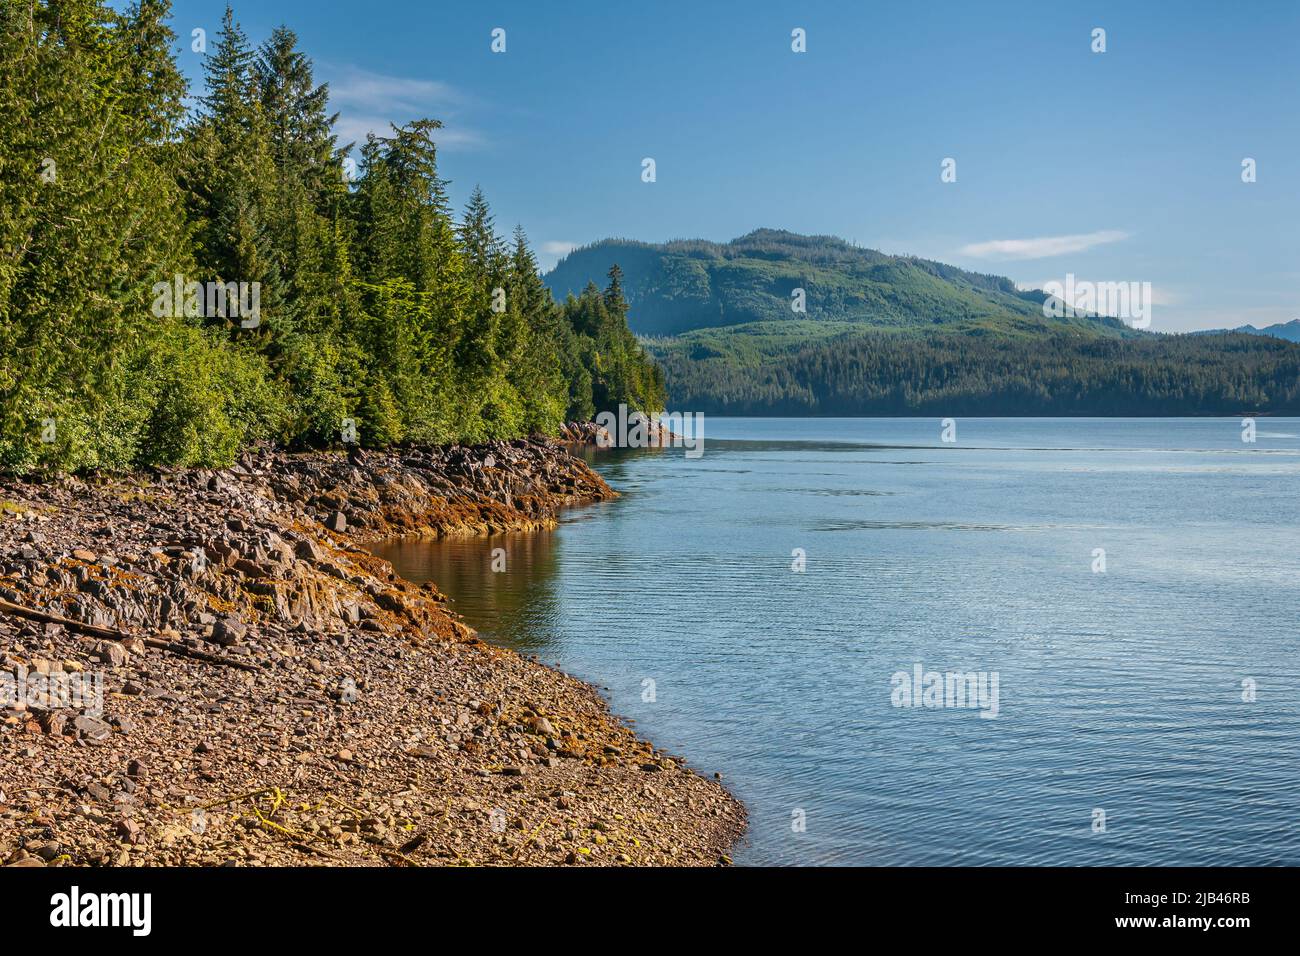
[[0, 440, 744, 867]]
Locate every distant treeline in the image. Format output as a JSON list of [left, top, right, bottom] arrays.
[[0, 2, 663, 473], [652, 331, 1300, 415]]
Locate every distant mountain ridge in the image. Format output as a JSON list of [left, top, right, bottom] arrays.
[[1190, 319, 1300, 343], [544, 228, 1134, 338], [543, 229, 1300, 416]]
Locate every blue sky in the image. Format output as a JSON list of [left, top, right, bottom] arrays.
[[159, 0, 1299, 332]]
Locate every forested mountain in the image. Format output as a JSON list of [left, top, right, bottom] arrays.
[[0, 1, 662, 474], [1190, 319, 1300, 343], [553, 231, 1300, 416], [545, 229, 1135, 338], [648, 324, 1300, 415]]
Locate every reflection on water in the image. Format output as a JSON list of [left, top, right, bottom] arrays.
[[370, 419, 1300, 866], [375, 530, 566, 654], [372, 445, 646, 656]]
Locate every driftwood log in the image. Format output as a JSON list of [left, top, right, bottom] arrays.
[[0, 597, 260, 673]]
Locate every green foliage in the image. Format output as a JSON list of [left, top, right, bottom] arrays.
[[562, 228, 1300, 416], [557, 271, 665, 419], [651, 325, 1300, 415], [0, 2, 658, 474], [0, 0, 195, 472], [546, 228, 1137, 338], [135, 327, 279, 468]]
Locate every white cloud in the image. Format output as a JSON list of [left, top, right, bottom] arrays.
[[332, 114, 484, 150], [328, 66, 463, 114], [325, 65, 484, 151], [535, 241, 581, 272], [960, 230, 1129, 261]]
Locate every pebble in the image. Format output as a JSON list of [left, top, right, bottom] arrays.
[[0, 440, 744, 868]]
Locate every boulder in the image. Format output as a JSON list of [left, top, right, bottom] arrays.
[[210, 617, 246, 646]]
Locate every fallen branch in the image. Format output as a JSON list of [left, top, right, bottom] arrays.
[[290, 841, 343, 861], [0, 596, 120, 640], [143, 638, 260, 673], [0, 596, 259, 673]]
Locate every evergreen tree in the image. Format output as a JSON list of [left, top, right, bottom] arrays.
[[252, 25, 354, 444], [348, 120, 468, 442], [508, 226, 567, 432], [604, 264, 625, 315], [255, 27, 339, 199], [0, 2, 668, 474]]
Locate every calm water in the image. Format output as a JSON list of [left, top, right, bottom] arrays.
[[372, 418, 1300, 866]]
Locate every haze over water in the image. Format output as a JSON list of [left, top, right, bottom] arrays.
[[373, 418, 1300, 866]]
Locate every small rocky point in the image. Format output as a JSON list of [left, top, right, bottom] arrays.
[[558, 418, 678, 447], [0, 438, 745, 867]]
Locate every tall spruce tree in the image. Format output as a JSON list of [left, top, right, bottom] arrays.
[[0, 2, 666, 474], [508, 226, 568, 432]]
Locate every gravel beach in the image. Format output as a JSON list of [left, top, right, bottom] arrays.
[[0, 440, 745, 867]]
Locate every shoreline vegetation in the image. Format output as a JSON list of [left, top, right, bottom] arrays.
[[0, 436, 746, 866], [1, 2, 664, 475]]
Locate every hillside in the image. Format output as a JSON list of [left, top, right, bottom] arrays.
[[647, 325, 1300, 415], [546, 229, 1300, 415], [544, 229, 1134, 338], [1190, 319, 1300, 343]]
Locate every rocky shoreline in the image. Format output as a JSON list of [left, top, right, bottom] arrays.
[[0, 439, 745, 867]]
